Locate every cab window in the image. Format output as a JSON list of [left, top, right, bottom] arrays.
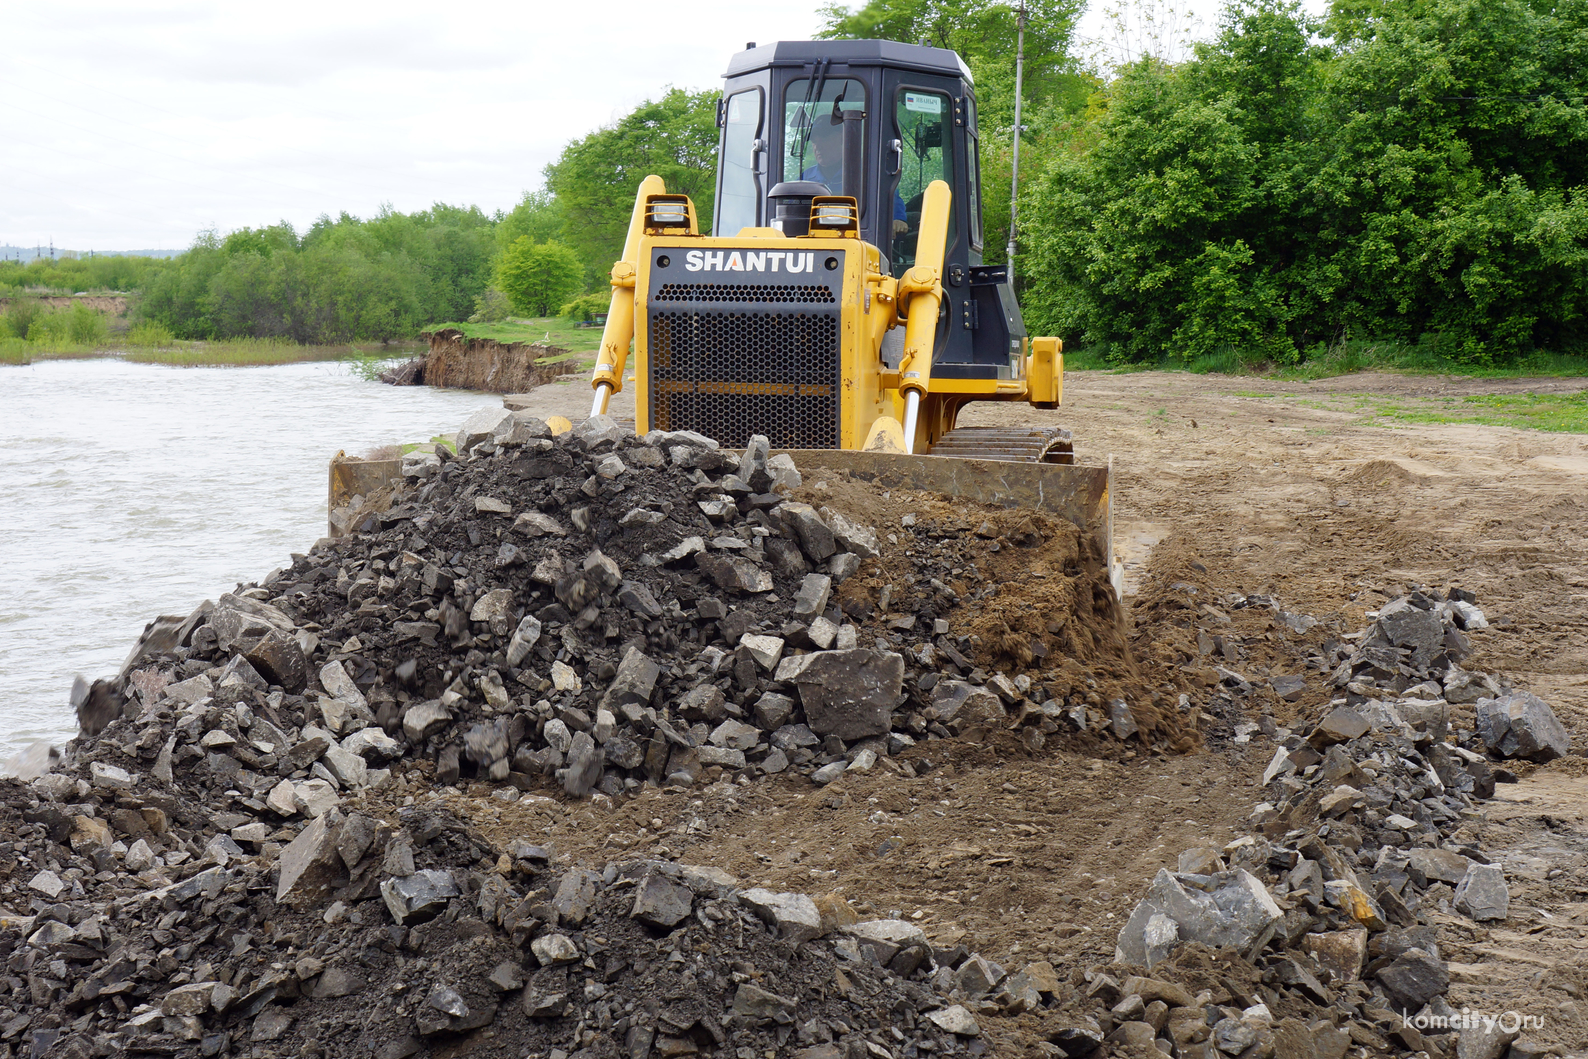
[[716, 89, 763, 237], [891, 88, 956, 277], [783, 77, 867, 201]]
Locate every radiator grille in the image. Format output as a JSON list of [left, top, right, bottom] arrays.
[[649, 310, 840, 449], [654, 283, 835, 304]]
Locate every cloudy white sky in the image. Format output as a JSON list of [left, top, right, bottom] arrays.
[[2, 0, 1310, 253]]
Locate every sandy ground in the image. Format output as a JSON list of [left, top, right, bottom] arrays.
[[479, 368, 1588, 1054]]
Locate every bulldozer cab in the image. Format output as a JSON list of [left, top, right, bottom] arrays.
[[716, 40, 1026, 381]]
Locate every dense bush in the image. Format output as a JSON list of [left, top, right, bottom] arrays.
[[495, 239, 585, 318], [560, 291, 612, 322], [1020, 0, 1588, 364]]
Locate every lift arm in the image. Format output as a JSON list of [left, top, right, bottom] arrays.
[[894, 179, 951, 453], [590, 174, 667, 417]]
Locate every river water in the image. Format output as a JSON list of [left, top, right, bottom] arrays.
[[0, 359, 493, 762]]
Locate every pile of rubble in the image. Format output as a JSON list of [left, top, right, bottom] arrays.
[[6, 400, 1574, 1059], [1099, 588, 1574, 1059], [1, 409, 1167, 1058]]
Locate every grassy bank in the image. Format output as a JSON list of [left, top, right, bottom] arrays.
[[1064, 338, 1588, 380], [425, 316, 602, 356]]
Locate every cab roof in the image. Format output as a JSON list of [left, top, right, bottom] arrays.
[[724, 39, 974, 85]]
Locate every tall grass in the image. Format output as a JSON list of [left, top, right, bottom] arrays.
[[123, 337, 361, 367]]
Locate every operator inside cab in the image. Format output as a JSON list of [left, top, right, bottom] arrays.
[[802, 120, 910, 237]]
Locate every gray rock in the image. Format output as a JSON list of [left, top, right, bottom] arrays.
[[530, 933, 580, 966], [162, 674, 214, 706], [1453, 863, 1509, 922], [293, 778, 341, 818], [845, 919, 926, 964], [1115, 908, 1180, 970], [305, 967, 365, 999], [739, 888, 823, 944], [929, 680, 1001, 725], [1309, 706, 1370, 748], [817, 507, 878, 558], [89, 762, 134, 789], [1444, 668, 1500, 704], [1377, 602, 1445, 653], [1475, 691, 1571, 761], [777, 649, 904, 740], [777, 502, 837, 562], [709, 719, 761, 751], [598, 647, 660, 713], [630, 872, 694, 929], [810, 762, 846, 785], [276, 810, 345, 907], [244, 630, 309, 692], [513, 511, 567, 537], [1110, 700, 1139, 740], [1407, 848, 1472, 885], [927, 1005, 980, 1037], [571, 413, 631, 448], [559, 730, 603, 797], [732, 982, 797, 1024], [696, 553, 774, 593], [792, 573, 833, 619], [1212, 1017, 1260, 1054], [458, 406, 515, 450], [740, 634, 785, 671], [506, 615, 543, 666], [1116, 869, 1281, 969], [551, 869, 603, 925], [752, 692, 795, 731], [402, 700, 451, 742], [1375, 947, 1448, 1011], [320, 743, 368, 787], [1456, 1021, 1519, 1059], [380, 869, 460, 925], [342, 725, 401, 762]]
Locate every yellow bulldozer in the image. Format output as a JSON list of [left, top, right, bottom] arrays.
[[582, 40, 1116, 585]]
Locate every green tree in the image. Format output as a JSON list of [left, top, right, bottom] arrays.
[[495, 238, 585, 317], [497, 191, 564, 250], [1019, 0, 1588, 363], [544, 88, 720, 280], [818, 0, 1087, 129]]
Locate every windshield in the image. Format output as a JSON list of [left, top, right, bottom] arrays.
[[783, 77, 867, 198]]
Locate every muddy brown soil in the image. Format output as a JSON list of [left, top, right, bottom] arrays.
[[420, 330, 581, 393], [459, 369, 1588, 1054]]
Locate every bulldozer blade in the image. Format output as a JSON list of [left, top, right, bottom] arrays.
[[777, 450, 1120, 596]]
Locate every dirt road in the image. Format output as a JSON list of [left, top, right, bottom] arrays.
[[484, 368, 1588, 1054]]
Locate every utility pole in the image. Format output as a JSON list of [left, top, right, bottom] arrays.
[[1006, 1, 1027, 288]]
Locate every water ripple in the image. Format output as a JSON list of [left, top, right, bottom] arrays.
[[0, 358, 493, 758]]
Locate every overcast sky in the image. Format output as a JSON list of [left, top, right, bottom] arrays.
[[2, 0, 1312, 252]]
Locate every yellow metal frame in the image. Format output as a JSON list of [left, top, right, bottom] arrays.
[[588, 175, 1066, 447]]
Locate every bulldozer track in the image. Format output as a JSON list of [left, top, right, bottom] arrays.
[[928, 425, 1075, 464]]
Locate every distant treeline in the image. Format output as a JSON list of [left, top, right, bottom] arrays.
[[0, 86, 720, 345], [6, 0, 1583, 361], [0, 208, 499, 345]]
